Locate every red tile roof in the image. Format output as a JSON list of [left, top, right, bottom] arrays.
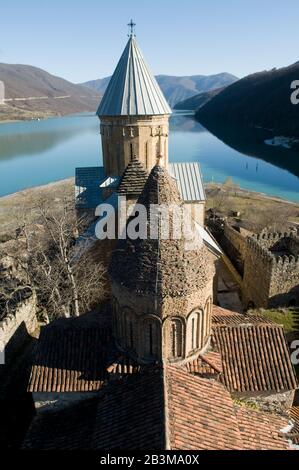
[[234, 405, 291, 450], [92, 367, 165, 450], [289, 406, 299, 445], [24, 364, 295, 450], [28, 324, 111, 393], [166, 366, 244, 450], [212, 305, 275, 326], [212, 324, 297, 393], [185, 351, 222, 375]]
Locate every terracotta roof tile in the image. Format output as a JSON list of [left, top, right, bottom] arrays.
[[212, 306, 275, 326], [166, 366, 244, 450], [91, 367, 165, 450], [235, 405, 291, 450], [23, 398, 99, 450], [289, 406, 299, 445], [24, 364, 295, 450], [212, 324, 297, 393], [185, 351, 222, 375], [28, 324, 111, 393]]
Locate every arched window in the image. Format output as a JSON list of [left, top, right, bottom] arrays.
[[191, 318, 196, 350], [149, 323, 153, 356], [188, 312, 199, 352], [170, 319, 183, 358], [144, 321, 155, 357], [142, 317, 161, 360], [121, 308, 136, 350]]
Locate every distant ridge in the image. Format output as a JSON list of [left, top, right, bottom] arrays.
[[82, 73, 238, 107], [0, 64, 101, 121], [174, 87, 226, 111], [196, 62, 299, 137]]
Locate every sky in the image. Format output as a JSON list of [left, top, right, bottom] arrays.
[[0, 0, 298, 83]]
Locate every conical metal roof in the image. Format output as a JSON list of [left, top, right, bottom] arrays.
[[97, 37, 172, 117]]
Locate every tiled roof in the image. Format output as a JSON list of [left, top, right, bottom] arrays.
[[24, 363, 295, 450], [97, 37, 171, 117], [166, 366, 243, 450], [213, 324, 297, 393], [289, 406, 299, 445], [27, 311, 145, 394], [212, 305, 242, 318], [91, 367, 165, 450], [28, 324, 111, 393], [212, 305, 275, 326], [28, 311, 114, 393], [25, 367, 165, 450], [185, 351, 223, 375], [23, 398, 99, 450], [117, 157, 149, 196], [169, 163, 205, 202], [234, 405, 291, 450]]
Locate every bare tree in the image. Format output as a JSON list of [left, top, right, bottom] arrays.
[[0, 195, 108, 321]]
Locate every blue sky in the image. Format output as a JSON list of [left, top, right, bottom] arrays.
[[1, 0, 298, 83]]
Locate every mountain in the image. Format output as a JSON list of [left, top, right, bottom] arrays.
[[82, 73, 238, 107], [0, 64, 101, 121], [196, 62, 299, 137], [174, 87, 226, 110]]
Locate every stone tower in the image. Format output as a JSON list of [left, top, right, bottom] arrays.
[[97, 29, 172, 177], [243, 230, 299, 309], [109, 164, 215, 365]]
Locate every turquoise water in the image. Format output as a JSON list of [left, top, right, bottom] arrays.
[[0, 111, 298, 201]]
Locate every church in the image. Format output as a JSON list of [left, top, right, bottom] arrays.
[[23, 25, 298, 450]]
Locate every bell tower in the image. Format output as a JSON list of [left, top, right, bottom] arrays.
[[97, 22, 172, 177]]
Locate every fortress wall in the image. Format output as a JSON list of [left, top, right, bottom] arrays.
[[243, 232, 299, 309], [223, 223, 248, 259], [243, 237, 275, 308], [0, 292, 37, 363]]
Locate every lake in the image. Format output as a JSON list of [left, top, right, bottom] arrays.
[[0, 111, 299, 201]]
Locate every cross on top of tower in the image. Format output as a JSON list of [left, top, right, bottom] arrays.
[[127, 19, 136, 37]]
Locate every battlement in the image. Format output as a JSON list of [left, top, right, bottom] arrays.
[[247, 236, 276, 265], [248, 232, 299, 270], [255, 228, 299, 244]]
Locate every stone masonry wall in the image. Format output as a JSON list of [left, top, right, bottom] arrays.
[[100, 115, 169, 177], [243, 237, 273, 308], [224, 223, 248, 259], [111, 277, 214, 365], [0, 292, 37, 363], [243, 231, 299, 309]]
